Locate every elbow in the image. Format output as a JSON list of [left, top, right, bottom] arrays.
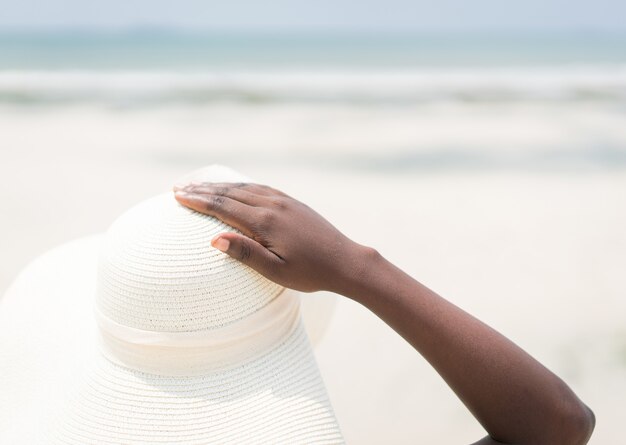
[[542, 377, 595, 445], [551, 401, 595, 445], [527, 391, 595, 445], [569, 403, 595, 445]]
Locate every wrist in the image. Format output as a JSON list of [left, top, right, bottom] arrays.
[[330, 242, 387, 302]]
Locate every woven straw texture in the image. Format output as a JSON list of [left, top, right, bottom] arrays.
[[97, 193, 283, 332], [0, 185, 344, 444], [51, 321, 342, 444]]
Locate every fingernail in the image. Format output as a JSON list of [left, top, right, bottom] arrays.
[[173, 184, 185, 191], [212, 237, 230, 252], [175, 191, 190, 198]]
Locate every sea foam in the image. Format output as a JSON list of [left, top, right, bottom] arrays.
[[1, 66, 625, 106]]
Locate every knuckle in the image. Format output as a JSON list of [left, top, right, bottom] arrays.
[[252, 232, 270, 246], [259, 209, 275, 225], [238, 240, 252, 261], [270, 197, 287, 209], [251, 211, 274, 239], [213, 187, 229, 196], [205, 195, 225, 209], [245, 184, 264, 193]]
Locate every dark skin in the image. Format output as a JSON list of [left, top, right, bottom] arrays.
[[174, 182, 595, 445]]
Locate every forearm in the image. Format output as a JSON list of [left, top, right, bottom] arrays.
[[341, 246, 594, 445], [173, 183, 594, 444]]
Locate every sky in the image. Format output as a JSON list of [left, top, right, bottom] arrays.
[[0, 0, 625, 32]]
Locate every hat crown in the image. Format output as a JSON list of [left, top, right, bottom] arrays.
[[96, 193, 283, 333]]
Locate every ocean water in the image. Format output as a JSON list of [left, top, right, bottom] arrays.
[[0, 31, 625, 169], [1, 31, 625, 105], [2, 31, 626, 68]]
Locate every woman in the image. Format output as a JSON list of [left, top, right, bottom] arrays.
[[174, 181, 595, 445]]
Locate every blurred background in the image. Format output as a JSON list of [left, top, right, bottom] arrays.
[[1, 1, 625, 443]]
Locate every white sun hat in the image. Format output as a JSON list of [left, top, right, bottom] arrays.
[[0, 166, 343, 444]]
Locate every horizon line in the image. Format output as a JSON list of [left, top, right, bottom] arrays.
[[1, 25, 625, 36]]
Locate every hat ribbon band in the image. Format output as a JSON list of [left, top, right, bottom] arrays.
[[94, 289, 301, 375]]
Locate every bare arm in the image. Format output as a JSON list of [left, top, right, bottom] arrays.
[[174, 182, 595, 445]]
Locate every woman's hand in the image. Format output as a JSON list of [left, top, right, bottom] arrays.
[[174, 182, 369, 294], [174, 180, 594, 445]]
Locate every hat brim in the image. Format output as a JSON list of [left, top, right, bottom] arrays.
[[0, 236, 343, 443]]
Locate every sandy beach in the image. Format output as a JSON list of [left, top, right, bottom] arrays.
[[1, 97, 625, 442]]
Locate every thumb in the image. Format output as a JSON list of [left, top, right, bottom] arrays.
[[211, 233, 282, 280]]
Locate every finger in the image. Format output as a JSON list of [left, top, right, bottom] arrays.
[[173, 181, 250, 192], [176, 181, 290, 199], [211, 233, 283, 281], [174, 191, 257, 237], [180, 184, 268, 207], [209, 182, 289, 198]]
